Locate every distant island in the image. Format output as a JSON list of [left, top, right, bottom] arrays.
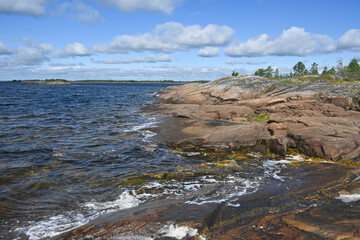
[[12, 79, 210, 85]]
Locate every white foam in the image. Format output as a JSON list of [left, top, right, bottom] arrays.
[[335, 193, 360, 203], [84, 191, 142, 212], [263, 159, 291, 181], [158, 224, 198, 239], [186, 177, 260, 206], [286, 154, 304, 161], [198, 235, 207, 240], [16, 191, 142, 240], [15, 212, 90, 240], [126, 117, 158, 132], [353, 176, 360, 182]]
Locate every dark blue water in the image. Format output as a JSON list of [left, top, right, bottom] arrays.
[[0, 82, 293, 239], [0, 82, 186, 239]]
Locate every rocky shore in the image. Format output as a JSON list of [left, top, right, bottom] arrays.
[[54, 76, 360, 240], [155, 76, 360, 161]]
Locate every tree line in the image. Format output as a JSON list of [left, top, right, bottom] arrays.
[[232, 58, 360, 80]]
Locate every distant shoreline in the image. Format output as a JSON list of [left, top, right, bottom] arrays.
[[8, 79, 210, 84]]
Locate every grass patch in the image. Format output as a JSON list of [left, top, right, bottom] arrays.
[[248, 113, 270, 122]]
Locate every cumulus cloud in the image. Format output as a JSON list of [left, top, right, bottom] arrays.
[[0, 0, 46, 16], [56, 1, 104, 23], [225, 27, 336, 57], [0, 41, 12, 55], [198, 47, 219, 57], [337, 29, 360, 51], [10, 41, 54, 65], [58, 42, 92, 57], [93, 22, 234, 53], [95, 55, 171, 64], [97, 0, 184, 14]]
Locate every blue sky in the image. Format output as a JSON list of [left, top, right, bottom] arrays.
[[0, 0, 359, 81]]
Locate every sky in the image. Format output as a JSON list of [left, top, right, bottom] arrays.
[[0, 0, 359, 81]]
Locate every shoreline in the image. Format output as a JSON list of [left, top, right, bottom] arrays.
[[51, 76, 360, 239]]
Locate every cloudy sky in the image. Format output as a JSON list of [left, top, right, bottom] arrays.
[[0, 0, 359, 81]]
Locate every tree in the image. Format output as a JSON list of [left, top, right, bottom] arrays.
[[232, 71, 239, 76], [347, 58, 360, 79], [254, 68, 265, 77], [310, 62, 319, 75], [274, 68, 280, 78], [254, 66, 273, 78], [293, 61, 306, 76], [328, 67, 336, 75], [336, 59, 345, 76], [321, 66, 329, 75], [265, 66, 273, 78]]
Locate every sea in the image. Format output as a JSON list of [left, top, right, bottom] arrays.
[[0, 82, 303, 239]]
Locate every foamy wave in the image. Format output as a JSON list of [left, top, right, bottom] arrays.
[[15, 212, 90, 240], [84, 191, 142, 212], [158, 224, 198, 239], [125, 116, 158, 133], [186, 177, 260, 207], [15, 191, 143, 240], [335, 193, 360, 203], [263, 159, 292, 181]]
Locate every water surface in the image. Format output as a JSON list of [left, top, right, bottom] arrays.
[[0, 82, 300, 239]]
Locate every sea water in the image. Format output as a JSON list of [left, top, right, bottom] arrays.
[[0, 82, 298, 239]]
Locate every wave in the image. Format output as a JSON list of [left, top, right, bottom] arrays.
[[14, 191, 142, 240]]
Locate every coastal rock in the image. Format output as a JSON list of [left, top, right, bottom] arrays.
[[54, 163, 360, 240], [157, 104, 254, 120], [155, 76, 360, 161]]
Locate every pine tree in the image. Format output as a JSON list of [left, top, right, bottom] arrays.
[[310, 62, 319, 75], [293, 61, 306, 76], [274, 68, 280, 78], [348, 58, 360, 79], [265, 66, 273, 78], [321, 67, 329, 75]]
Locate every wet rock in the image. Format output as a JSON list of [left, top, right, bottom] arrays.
[[53, 163, 360, 240]]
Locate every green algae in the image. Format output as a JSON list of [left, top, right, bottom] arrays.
[[286, 148, 360, 167]]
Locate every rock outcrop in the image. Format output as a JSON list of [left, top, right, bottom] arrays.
[[154, 76, 360, 161], [53, 163, 360, 240], [54, 76, 360, 240]]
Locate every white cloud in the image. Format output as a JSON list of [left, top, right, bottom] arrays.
[[225, 27, 335, 57], [60, 42, 91, 57], [97, 0, 184, 14], [337, 29, 360, 51], [0, 41, 12, 55], [95, 55, 171, 64], [93, 22, 234, 53], [0, 64, 249, 81], [0, 0, 45, 16], [225, 59, 265, 65], [356, 53, 360, 60], [198, 47, 219, 57], [225, 59, 239, 65], [10, 41, 54, 65], [56, 1, 104, 23], [49, 62, 85, 67]]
